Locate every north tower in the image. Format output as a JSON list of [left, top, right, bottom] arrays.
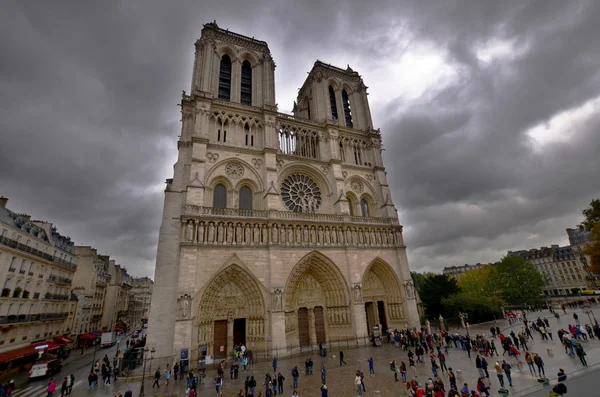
[[147, 22, 419, 365]]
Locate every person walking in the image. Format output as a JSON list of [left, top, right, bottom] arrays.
[[320, 383, 328, 397], [501, 361, 513, 387], [576, 342, 587, 366], [533, 353, 545, 377], [165, 365, 171, 386], [400, 361, 407, 382], [524, 353, 536, 376], [431, 356, 439, 377], [438, 352, 447, 373], [214, 375, 222, 395], [292, 366, 299, 389], [272, 356, 277, 373], [277, 372, 285, 394], [368, 357, 375, 375], [339, 350, 347, 366], [174, 363, 179, 381], [60, 377, 68, 397], [320, 364, 326, 384], [448, 368, 457, 390], [355, 373, 363, 397], [390, 360, 398, 381], [475, 355, 485, 378], [46, 379, 56, 397], [494, 362, 504, 388], [152, 368, 161, 388]]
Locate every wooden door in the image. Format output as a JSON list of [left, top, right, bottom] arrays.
[[213, 320, 228, 358], [297, 308, 310, 347], [314, 306, 326, 344]]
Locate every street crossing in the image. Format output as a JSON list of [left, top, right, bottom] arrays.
[[11, 380, 83, 397]]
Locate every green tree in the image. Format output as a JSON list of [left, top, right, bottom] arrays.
[[583, 223, 600, 274], [441, 293, 502, 323], [579, 198, 600, 231], [492, 256, 546, 305], [418, 274, 461, 318], [456, 266, 498, 298]]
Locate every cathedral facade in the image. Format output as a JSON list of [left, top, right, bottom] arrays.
[[146, 22, 419, 364]]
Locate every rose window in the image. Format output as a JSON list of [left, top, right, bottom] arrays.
[[281, 174, 322, 213]]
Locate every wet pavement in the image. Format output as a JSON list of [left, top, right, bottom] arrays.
[[27, 305, 600, 397]]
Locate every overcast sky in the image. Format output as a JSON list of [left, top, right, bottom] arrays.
[[1, 1, 599, 278]]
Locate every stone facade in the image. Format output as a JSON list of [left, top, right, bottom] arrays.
[[146, 22, 420, 365], [0, 197, 77, 354]]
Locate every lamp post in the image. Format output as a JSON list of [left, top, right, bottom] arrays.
[[139, 346, 155, 397]]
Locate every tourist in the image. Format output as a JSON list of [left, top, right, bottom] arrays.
[[437, 352, 447, 373], [475, 355, 484, 378], [405, 381, 415, 396], [557, 369, 567, 382], [390, 360, 398, 381], [476, 378, 489, 397], [292, 366, 299, 388], [431, 356, 439, 377], [501, 361, 513, 387], [494, 362, 504, 388], [320, 383, 328, 397], [460, 383, 469, 397], [165, 365, 171, 385], [152, 368, 160, 388], [339, 350, 347, 366], [524, 353, 536, 376], [368, 357, 375, 375], [277, 372, 285, 394], [174, 363, 179, 380], [533, 353, 545, 377], [400, 361, 407, 382], [248, 376, 257, 394], [46, 379, 56, 397], [320, 363, 326, 384], [576, 342, 587, 366], [214, 375, 222, 395], [447, 368, 457, 390], [355, 372, 363, 397], [60, 377, 68, 397]]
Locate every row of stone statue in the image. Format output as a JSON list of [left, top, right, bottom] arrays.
[[327, 307, 351, 326], [184, 220, 404, 247], [387, 303, 403, 320]]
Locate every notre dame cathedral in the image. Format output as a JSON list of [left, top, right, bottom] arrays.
[[146, 22, 419, 364]]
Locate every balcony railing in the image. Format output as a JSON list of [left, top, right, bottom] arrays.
[[0, 312, 68, 325], [18, 269, 25, 275], [184, 205, 399, 226], [47, 275, 72, 285], [44, 293, 69, 301], [33, 292, 40, 299], [28, 271, 34, 276], [0, 236, 77, 271], [8, 267, 15, 273]]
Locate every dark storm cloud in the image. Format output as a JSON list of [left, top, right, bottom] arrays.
[[1, 1, 599, 276]]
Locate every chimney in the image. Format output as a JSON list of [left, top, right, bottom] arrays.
[[0, 197, 7, 208]]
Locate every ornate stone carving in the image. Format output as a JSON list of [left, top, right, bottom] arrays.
[[226, 162, 244, 179], [353, 284, 362, 302], [342, 171, 348, 179], [350, 180, 364, 193], [185, 221, 195, 242], [281, 174, 322, 213], [365, 174, 374, 181], [276, 159, 284, 169], [272, 288, 283, 311], [207, 152, 219, 163], [320, 166, 330, 174], [251, 158, 263, 169], [177, 294, 192, 320]]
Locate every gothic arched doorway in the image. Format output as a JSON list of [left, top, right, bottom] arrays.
[[362, 258, 404, 335], [196, 264, 267, 358], [283, 251, 351, 348]]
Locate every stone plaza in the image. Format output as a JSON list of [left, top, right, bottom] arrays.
[[124, 305, 600, 397]]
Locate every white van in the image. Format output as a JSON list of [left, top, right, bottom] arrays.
[[28, 359, 62, 379]]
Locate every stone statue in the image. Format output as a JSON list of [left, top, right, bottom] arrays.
[[337, 228, 344, 244], [317, 228, 324, 244], [353, 229, 359, 244], [185, 221, 194, 242], [244, 224, 251, 243], [324, 228, 330, 244], [303, 226, 309, 243], [272, 289, 283, 311], [271, 224, 278, 243], [226, 223, 233, 243], [353, 284, 362, 302], [178, 295, 191, 320], [253, 225, 260, 243], [287, 226, 293, 244], [295, 226, 302, 244], [261, 224, 267, 244], [207, 223, 215, 243], [280, 225, 286, 244], [217, 222, 224, 243], [198, 222, 205, 243], [405, 280, 415, 299], [371, 230, 377, 245], [331, 228, 337, 244], [236, 223, 243, 244]]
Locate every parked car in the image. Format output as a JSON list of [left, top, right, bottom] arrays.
[[29, 359, 62, 379]]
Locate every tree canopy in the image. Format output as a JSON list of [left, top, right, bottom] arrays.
[[579, 198, 600, 231], [493, 256, 546, 305], [456, 266, 498, 298], [418, 274, 461, 318], [583, 223, 600, 274]]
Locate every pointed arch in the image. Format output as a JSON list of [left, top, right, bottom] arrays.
[[362, 257, 402, 301], [283, 251, 350, 310]]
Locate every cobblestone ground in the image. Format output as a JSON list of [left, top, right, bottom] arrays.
[[111, 306, 600, 397]]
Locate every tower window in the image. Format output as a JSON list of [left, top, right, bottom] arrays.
[[360, 199, 369, 217], [342, 90, 353, 128], [213, 184, 227, 209], [241, 60, 252, 105], [328, 85, 338, 120], [244, 123, 254, 147], [239, 186, 253, 211], [218, 55, 232, 101]]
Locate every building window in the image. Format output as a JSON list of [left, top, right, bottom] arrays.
[[217, 121, 228, 143], [218, 55, 232, 101], [241, 60, 252, 105], [339, 141, 346, 163], [239, 187, 253, 211], [342, 90, 353, 128], [328, 85, 338, 120], [244, 123, 254, 147], [213, 184, 227, 209], [360, 199, 369, 217]]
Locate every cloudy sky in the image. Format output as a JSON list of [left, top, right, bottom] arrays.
[[1, 1, 599, 277]]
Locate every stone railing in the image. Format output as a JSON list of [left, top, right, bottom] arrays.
[[184, 206, 398, 226], [181, 208, 404, 248], [0, 236, 77, 271]]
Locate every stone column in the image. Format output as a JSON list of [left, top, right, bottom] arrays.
[[227, 318, 234, 356], [308, 308, 317, 347], [271, 311, 286, 355], [353, 303, 368, 338]]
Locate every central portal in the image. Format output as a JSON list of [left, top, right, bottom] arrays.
[[297, 308, 310, 347], [233, 318, 246, 346]]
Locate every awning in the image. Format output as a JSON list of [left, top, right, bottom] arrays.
[[114, 327, 121, 331], [0, 341, 61, 364], [79, 333, 98, 340], [55, 335, 74, 345]]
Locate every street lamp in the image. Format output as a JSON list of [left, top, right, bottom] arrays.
[[139, 346, 155, 397]]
